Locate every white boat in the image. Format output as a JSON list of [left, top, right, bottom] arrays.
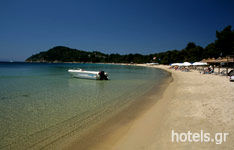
[[68, 69, 108, 80]]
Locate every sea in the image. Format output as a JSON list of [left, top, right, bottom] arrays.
[[0, 62, 169, 150]]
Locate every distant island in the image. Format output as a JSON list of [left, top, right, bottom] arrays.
[[26, 26, 234, 64]]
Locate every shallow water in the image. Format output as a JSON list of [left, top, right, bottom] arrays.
[[0, 62, 168, 149]]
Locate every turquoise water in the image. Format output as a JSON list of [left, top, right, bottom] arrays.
[[0, 62, 169, 149]]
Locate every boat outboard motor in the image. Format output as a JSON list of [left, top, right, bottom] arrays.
[[99, 71, 108, 80]]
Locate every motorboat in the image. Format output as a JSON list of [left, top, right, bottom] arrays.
[[68, 69, 108, 80]]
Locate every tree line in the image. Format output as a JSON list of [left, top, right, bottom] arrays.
[[26, 26, 234, 64]]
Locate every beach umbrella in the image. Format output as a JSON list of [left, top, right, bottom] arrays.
[[182, 62, 192, 66], [193, 62, 208, 66], [178, 63, 185, 66], [170, 63, 177, 66], [171, 63, 183, 66]]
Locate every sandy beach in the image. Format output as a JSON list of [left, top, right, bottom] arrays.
[[65, 65, 234, 150]]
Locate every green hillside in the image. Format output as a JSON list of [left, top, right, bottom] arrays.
[[26, 26, 234, 64]]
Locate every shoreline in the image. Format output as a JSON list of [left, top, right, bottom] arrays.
[[109, 65, 234, 150], [65, 64, 234, 150], [105, 65, 177, 150], [63, 67, 173, 150]]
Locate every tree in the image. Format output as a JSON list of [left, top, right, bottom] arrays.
[[203, 43, 220, 58], [185, 42, 196, 50], [215, 25, 234, 56], [25, 26, 234, 64]]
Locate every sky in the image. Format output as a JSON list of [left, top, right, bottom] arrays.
[[0, 0, 234, 61]]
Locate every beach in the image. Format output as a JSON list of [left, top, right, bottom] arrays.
[[65, 65, 234, 150]]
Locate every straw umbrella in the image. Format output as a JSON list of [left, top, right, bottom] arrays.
[[202, 58, 216, 71]]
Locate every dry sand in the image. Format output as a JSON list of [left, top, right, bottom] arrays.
[[65, 65, 234, 150]]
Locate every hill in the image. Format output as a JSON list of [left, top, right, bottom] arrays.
[[26, 26, 234, 64], [26, 46, 153, 63], [26, 46, 108, 63]]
